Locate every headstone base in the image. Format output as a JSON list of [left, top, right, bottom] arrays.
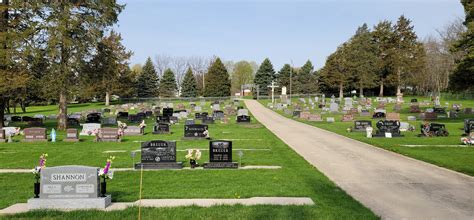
[[152, 131, 170, 135], [95, 138, 121, 142], [27, 195, 111, 210], [181, 137, 209, 140], [0, 139, 5, 143], [135, 162, 183, 170], [203, 162, 238, 169], [22, 139, 48, 142], [373, 132, 404, 138]]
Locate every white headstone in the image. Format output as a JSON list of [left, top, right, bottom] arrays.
[[237, 109, 249, 116], [281, 86, 287, 95], [329, 103, 339, 113], [80, 123, 101, 136]]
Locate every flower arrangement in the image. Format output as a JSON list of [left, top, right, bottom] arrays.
[[99, 156, 115, 180], [185, 149, 202, 168], [32, 153, 48, 181]]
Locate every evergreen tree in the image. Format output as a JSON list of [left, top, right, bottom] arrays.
[[137, 57, 159, 97], [203, 58, 231, 97], [320, 43, 352, 98], [254, 58, 275, 95], [392, 15, 425, 95], [373, 20, 396, 97], [277, 64, 292, 90], [181, 67, 197, 97], [81, 31, 132, 105], [159, 68, 178, 97], [450, 0, 474, 92], [294, 60, 318, 94], [346, 24, 378, 97]]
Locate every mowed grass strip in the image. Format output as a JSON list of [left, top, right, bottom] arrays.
[[260, 96, 474, 176], [0, 101, 377, 219]]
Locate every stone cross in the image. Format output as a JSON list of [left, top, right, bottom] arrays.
[[267, 81, 279, 104]]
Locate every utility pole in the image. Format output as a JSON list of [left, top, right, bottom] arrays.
[[267, 81, 279, 104], [289, 60, 293, 104]]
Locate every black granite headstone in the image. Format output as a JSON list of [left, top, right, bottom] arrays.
[[135, 140, 182, 169], [464, 119, 474, 134], [204, 140, 238, 169], [374, 120, 403, 137], [354, 120, 372, 132], [184, 124, 208, 139], [153, 123, 170, 134], [163, 108, 174, 117], [237, 115, 251, 123], [117, 112, 129, 119]]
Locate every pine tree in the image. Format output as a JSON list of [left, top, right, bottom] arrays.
[[137, 57, 159, 97], [277, 64, 292, 90], [159, 68, 177, 97], [81, 31, 132, 105], [203, 58, 231, 97], [294, 60, 317, 94], [449, 0, 474, 92], [254, 58, 275, 95], [320, 43, 352, 98], [392, 15, 425, 95], [373, 20, 396, 97], [346, 24, 378, 97], [181, 67, 197, 97]]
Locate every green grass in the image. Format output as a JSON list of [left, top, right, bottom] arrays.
[[0, 100, 377, 219], [259, 95, 474, 176]]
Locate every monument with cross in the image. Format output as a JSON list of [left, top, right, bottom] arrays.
[[267, 81, 279, 104]]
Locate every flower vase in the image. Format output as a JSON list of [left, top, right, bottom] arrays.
[[190, 159, 197, 169], [100, 178, 107, 197], [34, 180, 40, 198]]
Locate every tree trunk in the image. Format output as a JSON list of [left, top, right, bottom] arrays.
[[359, 84, 364, 98], [339, 82, 343, 99], [0, 99, 5, 128], [379, 81, 384, 97], [58, 92, 68, 130], [20, 99, 26, 113], [12, 101, 16, 114], [396, 68, 402, 95], [105, 92, 110, 106]]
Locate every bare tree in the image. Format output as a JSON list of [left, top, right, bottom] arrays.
[[154, 54, 172, 78], [419, 18, 466, 95]]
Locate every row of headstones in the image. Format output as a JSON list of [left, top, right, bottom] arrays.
[[135, 140, 238, 169]]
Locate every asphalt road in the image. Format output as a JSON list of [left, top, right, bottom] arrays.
[[245, 99, 474, 220]]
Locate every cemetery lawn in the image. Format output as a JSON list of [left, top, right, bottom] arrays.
[[0, 101, 377, 219], [259, 97, 474, 176]]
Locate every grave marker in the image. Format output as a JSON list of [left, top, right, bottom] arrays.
[[123, 126, 143, 136], [64, 129, 79, 142], [135, 140, 182, 169], [204, 140, 238, 169], [27, 165, 111, 209], [184, 124, 209, 139], [23, 128, 47, 142], [354, 120, 372, 132], [153, 123, 170, 134], [96, 128, 120, 142]]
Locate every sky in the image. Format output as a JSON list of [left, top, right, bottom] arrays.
[[116, 0, 464, 69]]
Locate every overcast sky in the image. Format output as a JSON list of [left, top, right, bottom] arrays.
[[116, 0, 464, 69]]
